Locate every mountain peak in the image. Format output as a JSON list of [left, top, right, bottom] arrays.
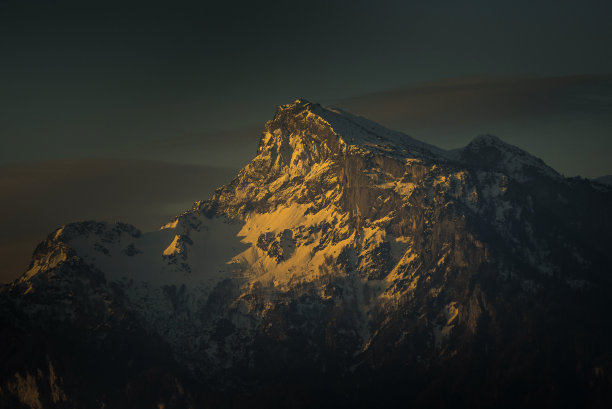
[[250, 100, 568, 187], [259, 99, 448, 165], [457, 133, 561, 181], [275, 98, 319, 115], [468, 133, 506, 146], [259, 101, 562, 183]]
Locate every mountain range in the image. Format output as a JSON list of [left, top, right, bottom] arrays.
[[1, 99, 611, 408]]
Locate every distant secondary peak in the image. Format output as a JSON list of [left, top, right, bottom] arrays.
[[464, 135, 530, 155], [459, 134, 560, 181], [469, 134, 505, 146]]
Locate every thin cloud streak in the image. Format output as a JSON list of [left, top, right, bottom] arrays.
[[338, 75, 612, 130]]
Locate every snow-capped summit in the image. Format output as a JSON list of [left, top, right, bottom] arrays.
[[260, 98, 449, 160], [1, 100, 611, 408], [259, 100, 560, 184]]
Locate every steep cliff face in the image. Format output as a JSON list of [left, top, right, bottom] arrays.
[[1, 100, 611, 408]]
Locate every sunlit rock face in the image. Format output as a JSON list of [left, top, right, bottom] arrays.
[[1, 100, 612, 408]]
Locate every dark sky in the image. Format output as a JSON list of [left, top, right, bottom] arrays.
[[1, 0, 611, 281]]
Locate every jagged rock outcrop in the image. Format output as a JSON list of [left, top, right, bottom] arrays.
[[1, 100, 611, 408]]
